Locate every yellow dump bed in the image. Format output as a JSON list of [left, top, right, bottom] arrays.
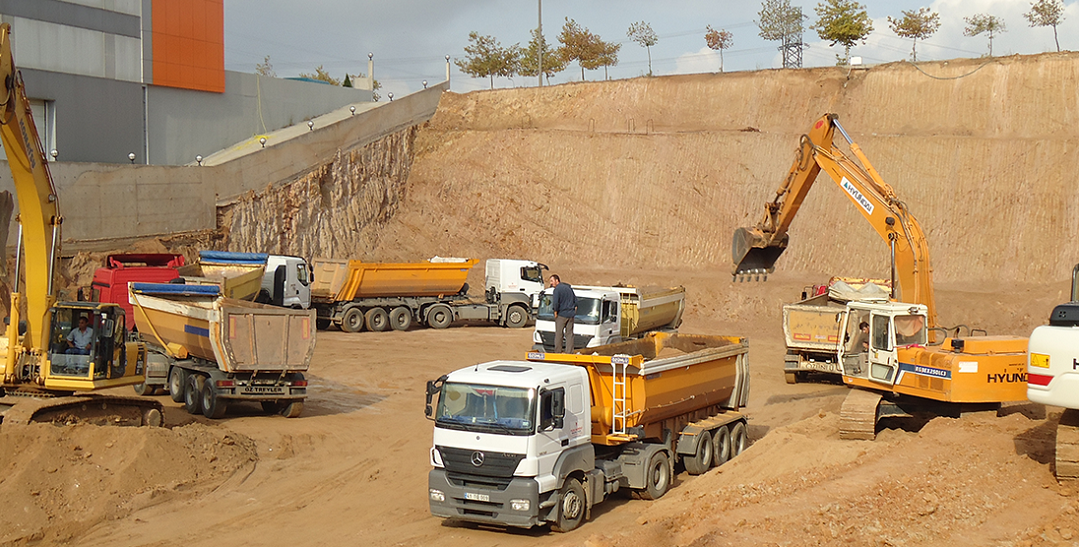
[[310, 257, 478, 301], [529, 332, 749, 445], [177, 251, 266, 301]]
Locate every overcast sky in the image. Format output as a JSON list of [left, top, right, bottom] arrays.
[[223, 0, 1077, 98]]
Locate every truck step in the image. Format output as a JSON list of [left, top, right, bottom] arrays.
[[839, 388, 882, 440], [1057, 408, 1079, 481]]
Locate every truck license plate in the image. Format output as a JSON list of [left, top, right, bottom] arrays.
[[464, 492, 489, 502], [242, 386, 285, 394]]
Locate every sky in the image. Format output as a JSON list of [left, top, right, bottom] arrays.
[[223, 0, 1077, 98]]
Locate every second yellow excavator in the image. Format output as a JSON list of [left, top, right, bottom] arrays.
[[733, 113, 1027, 439]]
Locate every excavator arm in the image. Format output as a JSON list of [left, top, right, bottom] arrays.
[[732, 113, 938, 329]]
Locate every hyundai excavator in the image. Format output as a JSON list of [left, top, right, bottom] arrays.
[[732, 113, 1027, 439], [0, 23, 162, 425]]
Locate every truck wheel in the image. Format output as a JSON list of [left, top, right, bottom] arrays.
[[133, 382, 150, 396], [201, 380, 228, 419], [785, 371, 799, 384], [712, 425, 731, 467], [504, 305, 529, 329], [684, 430, 713, 475], [168, 367, 188, 403], [550, 478, 586, 533], [261, 401, 284, 414], [389, 307, 412, 331], [281, 400, 304, 418], [365, 308, 390, 332], [639, 451, 671, 500], [426, 306, 452, 329], [730, 421, 748, 457], [341, 308, 365, 333], [316, 318, 331, 331], [184, 374, 205, 415]]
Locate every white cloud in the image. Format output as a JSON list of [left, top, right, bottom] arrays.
[[671, 47, 723, 75]]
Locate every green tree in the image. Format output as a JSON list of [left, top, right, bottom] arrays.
[[1025, 0, 1065, 52], [596, 39, 622, 80], [705, 26, 734, 72], [812, 0, 874, 65], [758, 0, 805, 68], [558, 18, 603, 80], [455, 31, 520, 89], [519, 28, 567, 84], [255, 55, 276, 78], [887, 7, 940, 61], [963, 14, 1007, 56], [343, 73, 352, 87], [299, 65, 341, 85], [627, 21, 659, 76]]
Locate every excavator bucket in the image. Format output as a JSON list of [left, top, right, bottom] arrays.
[[731, 226, 788, 277]]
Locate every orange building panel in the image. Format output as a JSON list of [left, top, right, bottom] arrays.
[[152, 0, 224, 93]]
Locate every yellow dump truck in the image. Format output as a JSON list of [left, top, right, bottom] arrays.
[[178, 251, 267, 301], [312, 258, 547, 332], [533, 285, 686, 351], [425, 332, 750, 532]]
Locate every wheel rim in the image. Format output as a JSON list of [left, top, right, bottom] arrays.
[[714, 427, 731, 465], [562, 489, 582, 520], [651, 458, 668, 490]]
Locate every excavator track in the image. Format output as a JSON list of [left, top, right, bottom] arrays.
[[1057, 409, 1079, 481], [839, 388, 882, 440], [0, 394, 163, 427]]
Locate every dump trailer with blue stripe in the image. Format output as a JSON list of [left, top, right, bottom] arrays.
[[129, 282, 316, 418]]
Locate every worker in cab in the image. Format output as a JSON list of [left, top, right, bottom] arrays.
[[66, 315, 93, 355]]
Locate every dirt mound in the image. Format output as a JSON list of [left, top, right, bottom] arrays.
[[0, 422, 257, 545]]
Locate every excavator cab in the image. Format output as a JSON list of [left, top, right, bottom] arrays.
[[46, 303, 132, 383]]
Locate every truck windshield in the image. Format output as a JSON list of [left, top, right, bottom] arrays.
[[436, 383, 535, 435], [536, 295, 602, 325], [894, 314, 927, 347]]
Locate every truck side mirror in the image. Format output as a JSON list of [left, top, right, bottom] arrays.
[[425, 376, 446, 419]]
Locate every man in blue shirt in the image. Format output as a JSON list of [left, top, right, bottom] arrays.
[[549, 274, 577, 352], [66, 315, 93, 355]]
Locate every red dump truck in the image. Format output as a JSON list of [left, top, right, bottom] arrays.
[[90, 254, 185, 330], [425, 332, 750, 532]]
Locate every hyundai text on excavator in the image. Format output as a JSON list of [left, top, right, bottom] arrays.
[[0, 23, 162, 425], [732, 113, 1027, 439]]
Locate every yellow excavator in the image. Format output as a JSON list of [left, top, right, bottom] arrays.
[[733, 113, 1027, 439], [0, 23, 162, 425]]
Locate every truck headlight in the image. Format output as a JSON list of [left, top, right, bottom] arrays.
[[429, 489, 445, 502], [510, 499, 530, 511]]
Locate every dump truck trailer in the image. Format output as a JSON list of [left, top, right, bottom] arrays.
[[129, 282, 315, 418], [532, 285, 686, 351], [178, 251, 267, 301], [313, 258, 546, 332], [425, 332, 750, 532]]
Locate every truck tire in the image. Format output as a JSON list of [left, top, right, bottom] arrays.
[[731, 421, 748, 457], [389, 307, 412, 331], [785, 371, 799, 384], [281, 400, 304, 418], [201, 380, 227, 419], [261, 401, 284, 414], [365, 307, 390, 332], [184, 374, 205, 415], [684, 430, 713, 475], [504, 305, 529, 329], [341, 308, 365, 333], [316, 318, 331, 331], [426, 306, 452, 329], [550, 478, 586, 533], [712, 425, 731, 467], [168, 366, 188, 403], [639, 451, 671, 500]]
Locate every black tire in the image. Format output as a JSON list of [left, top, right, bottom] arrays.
[[184, 374, 205, 415], [316, 318, 331, 330], [340, 308, 365, 333], [426, 306, 452, 329], [261, 401, 284, 414], [712, 425, 732, 467], [504, 305, 529, 329], [684, 430, 713, 475], [168, 366, 188, 403], [550, 478, 586, 533], [201, 380, 227, 419], [133, 382, 150, 396], [731, 421, 748, 457], [281, 400, 304, 418], [638, 451, 671, 500], [365, 307, 390, 332], [389, 307, 412, 331]]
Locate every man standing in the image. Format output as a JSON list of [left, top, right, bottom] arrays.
[[549, 274, 577, 353]]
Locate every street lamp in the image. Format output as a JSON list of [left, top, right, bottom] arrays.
[[259, 137, 267, 148], [308, 120, 314, 131], [423, 80, 428, 89], [350, 105, 356, 115], [50, 149, 57, 161], [128, 152, 136, 164], [388, 92, 394, 101], [196, 155, 203, 166]]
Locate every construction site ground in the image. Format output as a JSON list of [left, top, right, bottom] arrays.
[[0, 269, 1074, 547]]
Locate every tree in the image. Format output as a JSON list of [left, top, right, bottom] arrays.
[[342, 73, 352, 87], [812, 0, 874, 65], [963, 14, 1007, 56], [887, 7, 940, 62], [758, 0, 806, 68], [255, 55, 276, 78], [299, 65, 341, 85], [557, 18, 603, 80], [1025, 0, 1065, 52], [519, 28, 567, 84], [596, 39, 622, 80], [627, 21, 659, 76], [705, 26, 734, 72], [455, 31, 520, 89]]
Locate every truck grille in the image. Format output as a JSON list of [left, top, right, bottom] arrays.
[[538, 332, 593, 351], [437, 446, 524, 479]]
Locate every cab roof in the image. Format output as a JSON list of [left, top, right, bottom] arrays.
[[446, 360, 584, 389]]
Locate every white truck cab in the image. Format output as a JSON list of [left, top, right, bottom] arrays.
[[837, 300, 930, 385], [260, 255, 311, 309], [532, 287, 622, 351], [485, 259, 547, 300]]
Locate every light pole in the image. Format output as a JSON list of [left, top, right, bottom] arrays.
[[538, 0, 542, 87]]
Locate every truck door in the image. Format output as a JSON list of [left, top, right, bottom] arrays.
[[599, 298, 620, 343], [867, 313, 899, 385], [536, 386, 568, 479]]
